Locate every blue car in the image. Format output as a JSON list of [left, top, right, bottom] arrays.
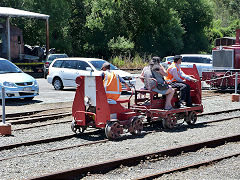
[[0, 58, 39, 100]]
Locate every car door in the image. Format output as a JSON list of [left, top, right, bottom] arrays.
[[60, 60, 79, 87], [75, 60, 93, 78]]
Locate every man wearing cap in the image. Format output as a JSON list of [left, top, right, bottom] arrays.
[[165, 55, 197, 107], [101, 62, 131, 102]]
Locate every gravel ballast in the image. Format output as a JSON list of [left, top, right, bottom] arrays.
[[0, 92, 240, 179]]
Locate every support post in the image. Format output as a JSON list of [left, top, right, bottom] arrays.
[[232, 72, 240, 102], [0, 86, 12, 135], [6, 16, 11, 61], [45, 18, 49, 56], [235, 72, 238, 94], [2, 86, 5, 124]]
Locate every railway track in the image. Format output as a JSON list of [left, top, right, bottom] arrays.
[[1, 97, 239, 179], [7, 106, 240, 132], [1, 114, 239, 163], [29, 134, 240, 180]]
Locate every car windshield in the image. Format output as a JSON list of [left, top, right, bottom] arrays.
[[89, 60, 119, 70], [162, 57, 174, 62], [182, 57, 212, 64], [0, 60, 22, 74], [48, 54, 68, 62]]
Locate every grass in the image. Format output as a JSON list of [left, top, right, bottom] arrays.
[[110, 54, 149, 69]]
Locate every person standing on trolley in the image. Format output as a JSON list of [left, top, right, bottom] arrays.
[[101, 62, 131, 102], [165, 55, 197, 107]]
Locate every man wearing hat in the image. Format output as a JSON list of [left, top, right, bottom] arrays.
[[165, 55, 197, 107], [101, 62, 130, 102]]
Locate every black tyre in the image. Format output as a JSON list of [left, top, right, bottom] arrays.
[[53, 77, 64, 90]]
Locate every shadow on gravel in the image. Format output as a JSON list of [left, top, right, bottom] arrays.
[[0, 99, 43, 106], [75, 129, 106, 141], [164, 123, 208, 133], [61, 88, 77, 92], [74, 128, 147, 142], [143, 121, 208, 133]]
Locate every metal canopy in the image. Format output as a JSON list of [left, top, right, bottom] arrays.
[[0, 7, 50, 61], [0, 7, 49, 19]]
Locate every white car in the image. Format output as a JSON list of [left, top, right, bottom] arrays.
[[180, 54, 212, 78], [161, 54, 212, 78], [47, 57, 136, 90], [0, 58, 39, 100], [161, 56, 174, 69]]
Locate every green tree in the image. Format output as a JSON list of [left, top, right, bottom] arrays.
[[169, 0, 214, 53], [83, 0, 185, 58]]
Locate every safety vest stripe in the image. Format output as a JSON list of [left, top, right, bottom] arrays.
[[106, 91, 121, 94], [116, 74, 120, 92], [104, 73, 108, 92]]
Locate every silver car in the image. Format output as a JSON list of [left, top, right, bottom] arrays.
[[0, 58, 39, 100], [161, 54, 212, 78]]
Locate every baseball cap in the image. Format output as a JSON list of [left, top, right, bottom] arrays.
[[101, 62, 110, 70]]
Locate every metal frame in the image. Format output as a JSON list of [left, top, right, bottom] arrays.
[[0, 7, 50, 61]]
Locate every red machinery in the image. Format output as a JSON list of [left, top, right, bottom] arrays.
[[202, 29, 240, 90], [71, 65, 203, 139], [132, 64, 203, 129], [71, 75, 143, 140]]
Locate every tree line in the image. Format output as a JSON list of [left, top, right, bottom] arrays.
[[0, 0, 240, 60]]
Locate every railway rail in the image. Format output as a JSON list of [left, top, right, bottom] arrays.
[[29, 134, 240, 180], [1, 113, 239, 163], [7, 106, 240, 131]]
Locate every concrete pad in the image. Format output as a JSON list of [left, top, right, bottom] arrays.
[[0, 122, 11, 135], [231, 94, 240, 102]]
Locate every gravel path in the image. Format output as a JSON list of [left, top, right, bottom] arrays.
[[0, 117, 240, 179]]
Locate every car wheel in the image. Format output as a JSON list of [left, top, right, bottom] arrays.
[[53, 77, 64, 90]]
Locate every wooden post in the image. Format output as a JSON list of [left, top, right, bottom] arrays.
[[45, 18, 49, 56]]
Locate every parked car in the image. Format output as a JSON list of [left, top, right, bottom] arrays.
[[0, 58, 39, 100], [47, 58, 136, 91], [43, 53, 68, 78], [161, 56, 174, 69], [161, 54, 212, 78], [180, 54, 212, 78]]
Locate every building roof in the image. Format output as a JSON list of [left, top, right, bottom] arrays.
[[0, 7, 49, 19]]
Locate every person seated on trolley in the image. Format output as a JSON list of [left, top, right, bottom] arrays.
[[139, 57, 175, 110], [165, 55, 197, 107], [101, 62, 131, 102]]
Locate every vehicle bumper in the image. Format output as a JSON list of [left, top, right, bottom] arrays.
[[47, 76, 53, 84], [0, 86, 39, 99]]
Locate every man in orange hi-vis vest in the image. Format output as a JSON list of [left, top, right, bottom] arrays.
[[165, 55, 197, 107], [101, 62, 131, 102]]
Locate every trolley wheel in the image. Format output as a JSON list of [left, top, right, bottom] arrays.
[[162, 114, 177, 129], [129, 117, 143, 135], [71, 120, 86, 134], [105, 121, 122, 140], [185, 111, 197, 125]]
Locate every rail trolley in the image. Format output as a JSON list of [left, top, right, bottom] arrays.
[[132, 65, 203, 129], [71, 65, 203, 140]]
